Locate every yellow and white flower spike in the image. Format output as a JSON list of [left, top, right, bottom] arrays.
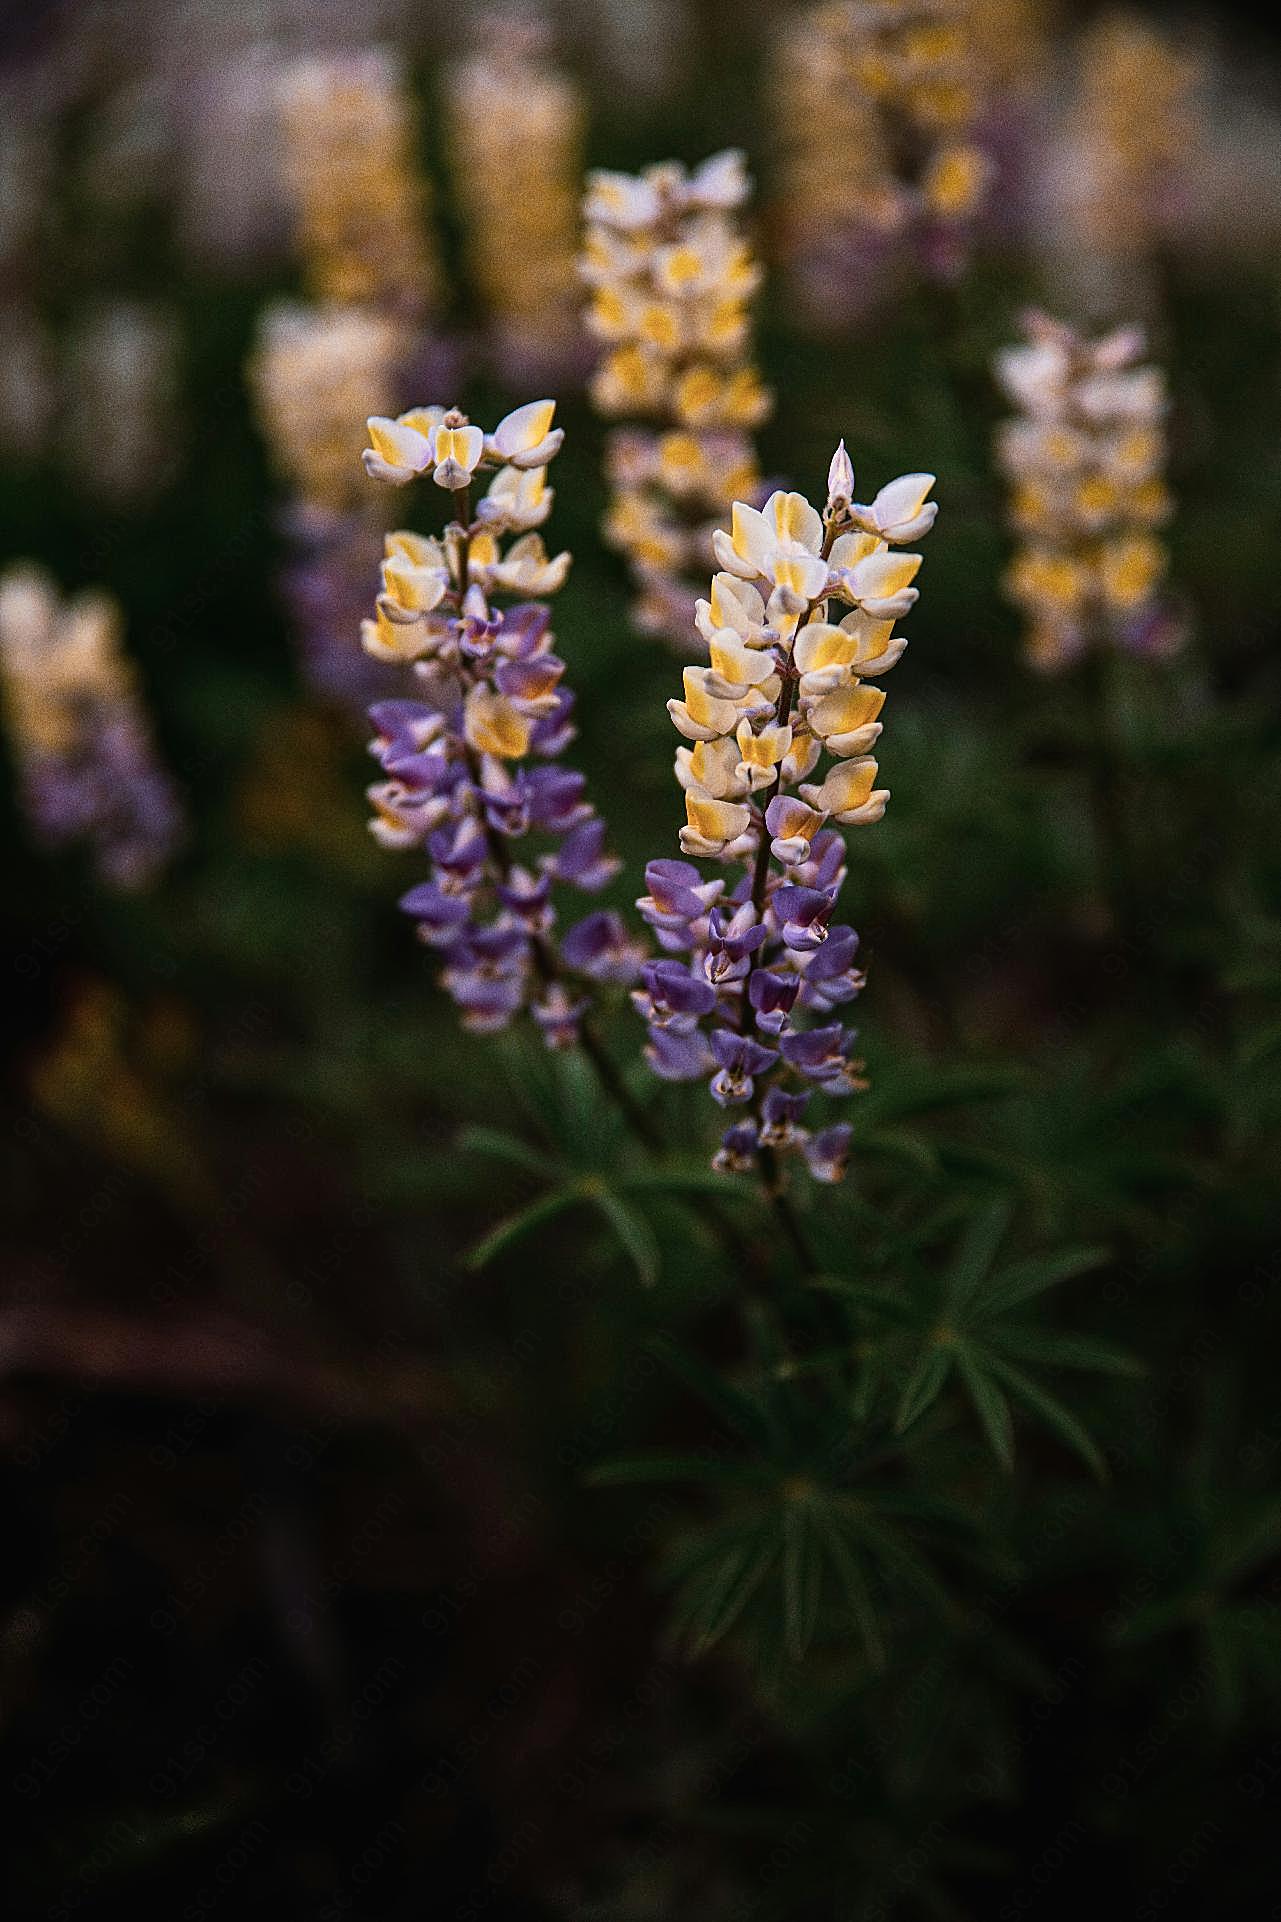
[[581, 151, 773, 653], [995, 312, 1182, 672], [666, 449, 936, 861]]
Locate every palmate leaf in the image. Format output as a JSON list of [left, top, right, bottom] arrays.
[[989, 1327, 1142, 1376], [465, 1188, 580, 1270], [782, 1501, 824, 1661], [590, 1185, 661, 1286], [841, 1503, 958, 1623], [661, 1487, 954, 1668], [894, 1345, 954, 1435], [456, 1124, 563, 1180], [954, 1344, 1015, 1471], [983, 1352, 1108, 1482], [465, 1172, 662, 1284], [974, 1244, 1110, 1318], [814, 1510, 885, 1666], [944, 1196, 1016, 1312], [669, 1522, 782, 1656]]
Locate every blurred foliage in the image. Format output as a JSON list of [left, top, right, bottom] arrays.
[[3, 2, 1281, 1918]]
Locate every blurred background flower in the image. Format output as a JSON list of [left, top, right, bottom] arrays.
[[2, 2, 1281, 1917]]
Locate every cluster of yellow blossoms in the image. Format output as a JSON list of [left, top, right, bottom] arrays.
[[1069, 13, 1205, 265], [581, 151, 772, 647], [444, 24, 585, 380], [996, 312, 1178, 673], [277, 50, 440, 320], [773, 0, 992, 320], [249, 304, 407, 518], [969, 0, 1050, 96], [670, 455, 937, 860], [359, 397, 570, 677]]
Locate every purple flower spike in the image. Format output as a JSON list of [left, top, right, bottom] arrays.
[[749, 968, 801, 1034], [705, 902, 767, 984], [398, 881, 473, 945], [772, 886, 837, 952], [779, 1024, 852, 1080], [760, 1085, 811, 1147], [632, 959, 717, 1031], [441, 952, 529, 1032], [369, 700, 443, 756], [496, 653, 566, 707], [494, 602, 551, 658], [528, 688, 576, 758], [497, 865, 553, 931], [713, 1122, 760, 1175], [804, 1123, 854, 1183], [709, 1028, 779, 1105], [478, 761, 531, 837], [524, 766, 591, 832], [797, 926, 866, 1012], [792, 831, 847, 893], [562, 911, 647, 983], [637, 859, 723, 949], [428, 817, 490, 889], [544, 817, 621, 891], [645, 1024, 714, 1082], [780, 1023, 865, 1092], [533, 984, 588, 1049], [356, 404, 639, 1052]]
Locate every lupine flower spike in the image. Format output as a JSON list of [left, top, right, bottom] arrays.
[[996, 311, 1182, 672], [277, 50, 440, 321], [773, 1, 992, 327], [0, 565, 184, 889], [361, 400, 644, 1043], [1070, 14, 1206, 268], [444, 18, 586, 383], [582, 151, 772, 651], [635, 450, 937, 1184]]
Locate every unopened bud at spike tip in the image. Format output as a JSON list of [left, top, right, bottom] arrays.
[[827, 439, 855, 513]]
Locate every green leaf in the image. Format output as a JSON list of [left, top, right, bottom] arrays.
[[990, 1327, 1142, 1376], [847, 1509, 956, 1622], [590, 1186, 661, 1286], [456, 1125, 562, 1180], [895, 1345, 953, 1435], [782, 1501, 823, 1661], [954, 1344, 1015, 1471], [944, 1197, 1015, 1311], [465, 1188, 579, 1270], [816, 1512, 885, 1666], [985, 1354, 1108, 1482], [680, 1530, 781, 1656], [975, 1246, 1109, 1318], [812, 1278, 917, 1327]]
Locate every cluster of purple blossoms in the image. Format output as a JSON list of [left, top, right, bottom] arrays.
[[635, 835, 865, 1184], [361, 399, 645, 1044], [0, 566, 185, 891]]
